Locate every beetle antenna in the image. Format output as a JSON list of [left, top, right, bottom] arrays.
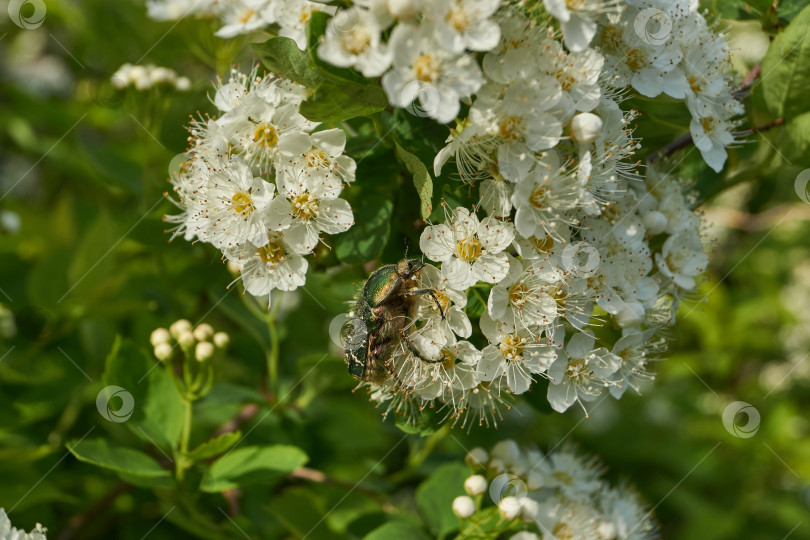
[[403, 236, 411, 259]]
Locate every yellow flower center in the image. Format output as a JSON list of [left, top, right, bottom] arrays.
[[688, 75, 703, 93], [343, 28, 371, 55], [433, 290, 451, 313], [600, 25, 623, 52], [508, 282, 530, 307], [531, 234, 554, 252], [239, 9, 255, 24], [626, 49, 646, 70], [498, 116, 523, 141], [413, 54, 439, 83], [440, 348, 456, 370], [292, 193, 319, 220], [253, 123, 279, 148], [231, 192, 253, 215], [258, 240, 285, 265], [306, 149, 331, 169], [700, 116, 714, 134], [554, 470, 574, 484], [499, 333, 524, 359], [456, 237, 482, 262], [553, 523, 574, 540], [445, 4, 469, 31], [530, 185, 550, 208], [556, 69, 575, 91]]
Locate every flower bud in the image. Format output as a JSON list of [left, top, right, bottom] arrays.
[[526, 470, 544, 491], [193, 323, 214, 342], [510, 532, 539, 540], [642, 210, 668, 236], [150, 328, 171, 347], [175, 77, 191, 91], [465, 447, 489, 469], [195, 341, 215, 362], [519, 497, 539, 522], [170, 319, 192, 339], [464, 475, 487, 496], [387, 0, 420, 20], [570, 112, 603, 145], [452, 496, 476, 519], [213, 332, 230, 348], [178, 330, 195, 349], [498, 496, 521, 520], [154, 343, 173, 362], [491, 439, 521, 464]]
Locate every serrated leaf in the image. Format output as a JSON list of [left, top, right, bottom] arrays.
[[761, 4, 810, 118], [187, 431, 242, 462], [364, 522, 430, 540], [67, 438, 169, 478], [200, 445, 308, 492], [252, 37, 322, 89], [300, 82, 388, 122], [394, 142, 434, 219], [416, 463, 468, 537], [335, 195, 393, 264]]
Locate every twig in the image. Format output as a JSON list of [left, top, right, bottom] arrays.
[[289, 467, 384, 500]]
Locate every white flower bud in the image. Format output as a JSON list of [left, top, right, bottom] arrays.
[[519, 497, 539, 522], [175, 77, 191, 91], [387, 0, 420, 20], [510, 532, 540, 540], [491, 440, 521, 464], [193, 323, 214, 342], [452, 496, 476, 519], [464, 475, 487, 496], [498, 496, 521, 520], [170, 319, 192, 339], [213, 332, 230, 348], [195, 341, 215, 362], [150, 328, 171, 347], [488, 458, 506, 475], [597, 520, 617, 539], [642, 210, 668, 236], [526, 470, 544, 491], [226, 260, 242, 275], [570, 112, 603, 145], [154, 343, 173, 362], [178, 330, 195, 349], [465, 447, 489, 469]]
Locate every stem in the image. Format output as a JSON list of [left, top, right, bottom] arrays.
[[267, 314, 280, 399], [389, 424, 451, 484], [177, 398, 193, 482]]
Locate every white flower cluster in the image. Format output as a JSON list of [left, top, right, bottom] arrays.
[[0, 509, 47, 540], [146, 0, 335, 45], [111, 63, 191, 91], [358, 8, 708, 423], [452, 441, 659, 540], [150, 319, 230, 363], [582, 0, 743, 171], [165, 66, 356, 307]]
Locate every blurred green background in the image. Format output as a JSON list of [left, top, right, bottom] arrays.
[[1, 0, 809, 538]]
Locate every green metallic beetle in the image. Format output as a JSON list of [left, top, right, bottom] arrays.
[[343, 256, 444, 383]]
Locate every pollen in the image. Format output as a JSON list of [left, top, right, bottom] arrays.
[[499, 333, 525, 359], [253, 123, 279, 148], [445, 4, 469, 32], [231, 191, 253, 215], [292, 193, 320, 220], [456, 237, 482, 262], [508, 282, 530, 307], [529, 185, 550, 208], [413, 54, 439, 83], [552, 522, 574, 540], [238, 9, 256, 24], [258, 240, 285, 265], [306, 149, 331, 169], [625, 49, 645, 71], [498, 116, 523, 141], [343, 28, 371, 55]]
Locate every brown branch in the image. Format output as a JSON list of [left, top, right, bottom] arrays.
[[289, 467, 385, 500]]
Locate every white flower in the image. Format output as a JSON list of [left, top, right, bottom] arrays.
[[419, 207, 514, 289], [688, 102, 739, 172], [215, 0, 269, 38], [278, 128, 357, 185], [264, 167, 354, 254], [655, 230, 707, 289], [498, 496, 521, 520], [609, 329, 657, 399], [453, 495, 476, 518], [193, 157, 276, 249], [543, 0, 606, 52], [512, 167, 582, 240], [487, 256, 559, 331], [412, 264, 472, 341], [224, 231, 308, 302], [547, 331, 621, 412], [478, 313, 557, 394], [318, 7, 392, 77], [427, 0, 502, 54], [275, 0, 336, 49], [382, 24, 483, 124], [0, 509, 47, 540]]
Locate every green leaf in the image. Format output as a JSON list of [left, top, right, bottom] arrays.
[[782, 110, 810, 166], [67, 438, 169, 478], [187, 431, 242, 462], [335, 195, 394, 264], [300, 82, 388, 122], [252, 37, 323, 89], [364, 522, 430, 540], [416, 463, 468, 537], [103, 337, 185, 450], [761, 4, 810, 118], [200, 445, 308, 492], [395, 142, 434, 219]]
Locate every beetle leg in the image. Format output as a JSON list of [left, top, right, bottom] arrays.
[[399, 329, 444, 364], [404, 288, 445, 320]]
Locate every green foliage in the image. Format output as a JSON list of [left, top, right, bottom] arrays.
[[200, 445, 308, 492], [416, 463, 468, 538], [395, 141, 434, 220], [761, 4, 810, 119], [67, 438, 170, 479]]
